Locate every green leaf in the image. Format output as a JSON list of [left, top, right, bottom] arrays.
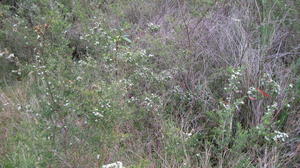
[[122, 36, 132, 43]]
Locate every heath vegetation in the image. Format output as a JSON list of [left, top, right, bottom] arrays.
[[0, 0, 299, 167]]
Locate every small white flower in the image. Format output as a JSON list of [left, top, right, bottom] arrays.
[[92, 111, 103, 118], [76, 76, 82, 81], [231, 18, 241, 22], [7, 53, 15, 59], [271, 102, 278, 108], [102, 161, 123, 168], [265, 136, 270, 141]]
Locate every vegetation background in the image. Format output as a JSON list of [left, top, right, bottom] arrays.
[[0, 0, 299, 167]]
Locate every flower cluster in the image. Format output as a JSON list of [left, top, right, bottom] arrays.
[[118, 49, 153, 65], [224, 67, 243, 95], [262, 102, 278, 126], [141, 94, 163, 112], [147, 22, 160, 32], [102, 161, 123, 168], [273, 130, 289, 142], [247, 87, 257, 99], [91, 100, 113, 122], [260, 73, 281, 96], [92, 111, 104, 118]]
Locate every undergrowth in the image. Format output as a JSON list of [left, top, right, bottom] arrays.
[[0, 0, 299, 167]]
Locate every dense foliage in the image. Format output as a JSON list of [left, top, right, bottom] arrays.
[[0, 0, 299, 167]]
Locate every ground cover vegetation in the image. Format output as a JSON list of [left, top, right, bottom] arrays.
[[0, 0, 299, 167]]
